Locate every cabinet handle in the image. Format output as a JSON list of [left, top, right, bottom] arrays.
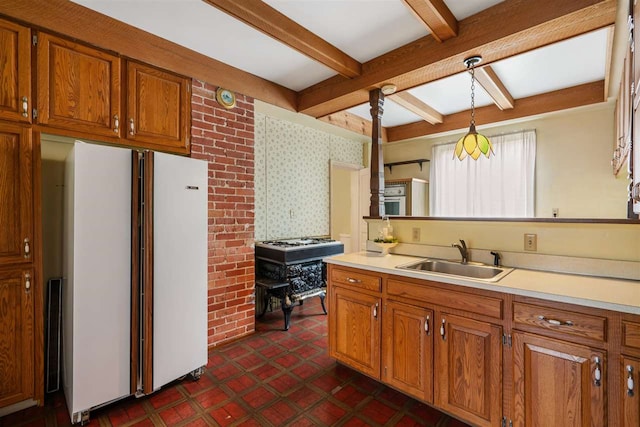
[[22, 96, 29, 117], [25, 273, 31, 292], [129, 118, 135, 135], [537, 315, 573, 327], [440, 319, 446, 340], [373, 303, 378, 319], [113, 114, 119, 133], [593, 357, 602, 387], [24, 238, 30, 258], [425, 315, 430, 335], [628, 365, 635, 397], [346, 277, 361, 284]]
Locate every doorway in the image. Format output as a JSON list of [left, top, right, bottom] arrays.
[[329, 161, 369, 253]]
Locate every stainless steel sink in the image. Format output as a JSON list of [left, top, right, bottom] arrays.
[[396, 259, 513, 282]]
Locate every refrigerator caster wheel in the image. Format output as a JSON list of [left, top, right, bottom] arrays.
[[72, 410, 90, 425], [190, 366, 205, 381]]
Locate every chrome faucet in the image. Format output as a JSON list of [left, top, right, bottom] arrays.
[[452, 239, 469, 264]]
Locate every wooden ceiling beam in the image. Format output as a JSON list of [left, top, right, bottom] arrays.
[[402, 0, 458, 42], [604, 25, 615, 100], [388, 92, 444, 124], [202, 0, 362, 78], [0, 0, 298, 111], [385, 80, 605, 142], [297, 0, 616, 118], [474, 65, 515, 110], [319, 111, 388, 141]]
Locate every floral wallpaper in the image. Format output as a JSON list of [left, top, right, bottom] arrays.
[[254, 113, 363, 240]]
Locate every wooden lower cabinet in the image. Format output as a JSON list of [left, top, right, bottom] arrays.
[[435, 312, 502, 427], [327, 267, 634, 427], [512, 331, 606, 427], [622, 356, 639, 427], [0, 267, 34, 408], [328, 285, 381, 378], [382, 300, 433, 403]]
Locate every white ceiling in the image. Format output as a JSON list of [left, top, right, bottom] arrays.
[[71, 0, 611, 132]]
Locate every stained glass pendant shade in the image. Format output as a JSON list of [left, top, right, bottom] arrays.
[[454, 56, 495, 160]]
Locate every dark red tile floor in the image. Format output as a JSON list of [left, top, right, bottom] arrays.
[[1, 297, 471, 427]]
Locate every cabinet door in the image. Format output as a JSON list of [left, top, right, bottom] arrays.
[[126, 61, 190, 153], [622, 356, 639, 427], [383, 300, 433, 403], [512, 332, 606, 427], [435, 312, 502, 427], [36, 33, 121, 137], [0, 18, 31, 123], [0, 268, 34, 407], [328, 285, 380, 378], [0, 124, 32, 265]]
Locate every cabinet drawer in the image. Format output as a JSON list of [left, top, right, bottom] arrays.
[[331, 268, 381, 292], [623, 321, 640, 350], [513, 302, 606, 342], [387, 279, 502, 319]]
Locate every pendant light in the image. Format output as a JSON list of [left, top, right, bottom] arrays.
[[454, 56, 495, 160]]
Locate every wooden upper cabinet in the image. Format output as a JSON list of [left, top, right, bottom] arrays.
[[0, 267, 34, 408], [328, 285, 381, 379], [382, 300, 433, 403], [126, 61, 190, 153], [0, 123, 33, 265], [512, 332, 606, 427], [435, 312, 502, 427], [36, 32, 121, 138], [0, 18, 31, 123]]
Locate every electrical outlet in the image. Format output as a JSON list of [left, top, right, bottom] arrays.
[[524, 233, 537, 251], [552, 208, 559, 218], [412, 227, 420, 242]]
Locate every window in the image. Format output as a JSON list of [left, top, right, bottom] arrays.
[[430, 130, 536, 217]]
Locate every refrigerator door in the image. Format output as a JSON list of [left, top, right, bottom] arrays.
[[63, 142, 132, 420], [151, 152, 208, 389]]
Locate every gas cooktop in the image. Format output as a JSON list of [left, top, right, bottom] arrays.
[[255, 237, 344, 263], [257, 238, 339, 249]]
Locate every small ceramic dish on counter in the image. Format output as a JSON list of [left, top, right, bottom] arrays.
[[373, 241, 398, 256]]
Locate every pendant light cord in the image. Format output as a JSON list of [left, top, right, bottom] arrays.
[[469, 64, 476, 126]]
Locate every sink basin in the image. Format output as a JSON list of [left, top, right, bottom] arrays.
[[397, 259, 513, 282]]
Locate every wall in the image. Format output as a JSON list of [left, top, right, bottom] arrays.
[[383, 103, 629, 218], [254, 103, 365, 240], [369, 218, 640, 263], [191, 81, 255, 347]]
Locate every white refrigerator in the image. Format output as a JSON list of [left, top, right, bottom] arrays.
[[63, 142, 208, 424]]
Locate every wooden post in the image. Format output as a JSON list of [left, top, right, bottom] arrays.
[[369, 89, 385, 217]]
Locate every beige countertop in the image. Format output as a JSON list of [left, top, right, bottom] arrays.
[[324, 252, 640, 315]]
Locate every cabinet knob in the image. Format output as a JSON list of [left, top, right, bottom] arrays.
[[114, 114, 119, 133], [129, 118, 135, 136], [593, 356, 601, 387], [346, 277, 361, 284], [628, 365, 635, 397], [25, 273, 31, 292], [22, 96, 29, 117], [440, 319, 446, 340], [24, 238, 30, 258], [373, 303, 378, 319], [425, 315, 430, 335]]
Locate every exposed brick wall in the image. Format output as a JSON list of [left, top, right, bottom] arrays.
[[190, 79, 255, 347]]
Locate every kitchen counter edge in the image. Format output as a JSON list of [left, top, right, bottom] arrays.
[[324, 252, 640, 315]]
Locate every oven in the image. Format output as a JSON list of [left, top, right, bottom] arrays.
[[384, 184, 406, 216], [254, 238, 344, 330]]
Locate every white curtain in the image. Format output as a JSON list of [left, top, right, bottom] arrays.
[[430, 130, 536, 217]]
